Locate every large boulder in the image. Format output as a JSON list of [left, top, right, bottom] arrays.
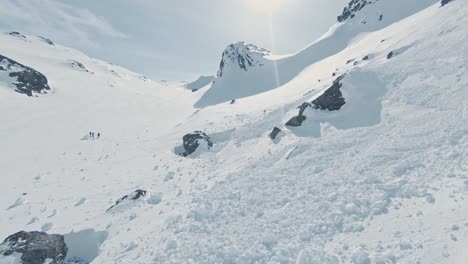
[[0, 231, 67, 264], [311, 75, 346, 111], [182, 131, 213, 156], [0, 55, 51, 96]]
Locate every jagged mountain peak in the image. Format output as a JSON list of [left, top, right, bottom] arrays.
[[217, 41, 269, 77]]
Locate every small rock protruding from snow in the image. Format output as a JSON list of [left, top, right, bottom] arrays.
[[441, 0, 455, 6], [269, 127, 281, 140], [106, 189, 148, 212], [0, 231, 68, 264], [387, 51, 394, 59], [181, 131, 213, 156]]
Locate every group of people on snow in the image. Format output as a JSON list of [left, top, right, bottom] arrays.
[[89, 131, 101, 139]]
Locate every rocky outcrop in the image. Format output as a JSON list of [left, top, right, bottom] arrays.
[[286, 76, 346, 127], [217, 42, 269, 78], [69, 60, 91, 73], [441, 0, 455, 6], [0, 55, 51, 96], [182, 131, 213, 156], [38, 36, 54, 46], [337, 0, 376, 22], [8, 31, 26, 39], [311, 75, 346, 111], [0, 231, 67, 264], [106, 189, 148, 211]]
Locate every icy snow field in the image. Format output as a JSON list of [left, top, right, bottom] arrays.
[[1, 0, 468, 263]]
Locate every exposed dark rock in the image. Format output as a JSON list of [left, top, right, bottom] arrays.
[[379, 14, 384, 21], [182, 131, 213, 156], [0, 231, 67, 264], [286, 102, 311, 127], [337, 0, 376, 22], [106, 189, 148, 211], [441, 0, 455, 6], [311, 75, 346, 111], [353, 61, 359, 66], [286, 76, 346, 127], [69, 60, 91, 73], [0, 55, 51, 96], [230, 99, 236, 104], [346, 59, 355, 65], [269, 127, 282, 140], [286, 115, 307, 127], [387, 51, 394, 59], [362, 55, 370, 60], [38, 36, 54, 46], [8, 31, 26, 39]]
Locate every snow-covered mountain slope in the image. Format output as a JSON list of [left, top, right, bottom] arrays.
[[1, 0, 468, 263], [184, 75, 215, 92], [196, 0, 438, 107]]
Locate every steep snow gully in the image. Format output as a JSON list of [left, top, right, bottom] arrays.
[[1, 0, 468, 263]]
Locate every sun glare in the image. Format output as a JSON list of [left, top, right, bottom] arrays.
[[248, 0, 286, 14]]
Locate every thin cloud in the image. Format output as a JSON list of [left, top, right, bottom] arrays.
[[0, 0, 127, 47]]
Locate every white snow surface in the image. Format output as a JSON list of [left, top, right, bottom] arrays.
[[1, 0, 468, 263]]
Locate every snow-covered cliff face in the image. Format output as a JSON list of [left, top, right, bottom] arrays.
[[216, 42, 269, 78]]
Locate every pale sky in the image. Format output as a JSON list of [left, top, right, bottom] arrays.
[[0, 0, 347, 81]]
